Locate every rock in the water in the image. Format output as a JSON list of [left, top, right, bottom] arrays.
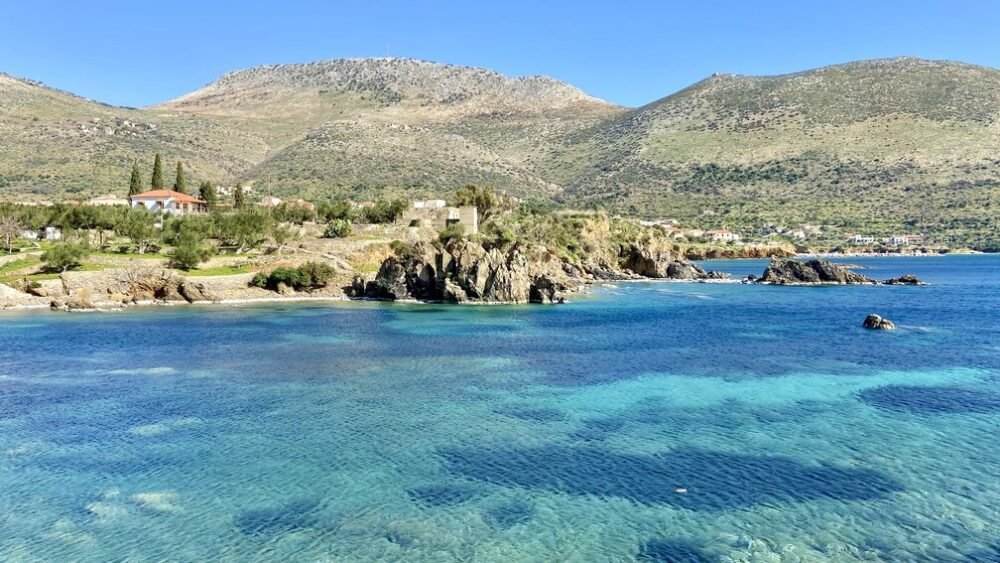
[[758, 259, 877, 284], [863, 314, 896, 330], [618, 242, 726, 280], [883, 274, 926, 285]]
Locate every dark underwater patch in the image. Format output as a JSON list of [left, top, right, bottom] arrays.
[[859, 385, 1000, 414], [568, 417, 626, 441], [234, 499, 322, 536], [438, 446, 902, 510], [637, 539, 713, 562], [498, 406, 566, 422], [963, 542, 1000, 562], [484, 500, 535, 528], [407, 484, 479, 507]]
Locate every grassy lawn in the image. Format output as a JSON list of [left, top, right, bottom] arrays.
[[0, 256, 42, 274], [1, 261, 106, 285], [92, 250, 168, 259], [181, 264, 252, 277]]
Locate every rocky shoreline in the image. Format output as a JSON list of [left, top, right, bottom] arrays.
[[1, 250, 930, 313]]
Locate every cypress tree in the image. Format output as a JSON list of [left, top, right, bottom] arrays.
[[233, 184, 246, 209], [151, 153, 164, 189], [199, 181, 218, 208], [173, 161, 186, 194], [128, 160, 143, 196]]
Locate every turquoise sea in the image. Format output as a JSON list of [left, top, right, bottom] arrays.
[[1, 255, 998, 562]]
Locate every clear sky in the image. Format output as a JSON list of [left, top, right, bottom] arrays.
[[2, 0, 998, 108]]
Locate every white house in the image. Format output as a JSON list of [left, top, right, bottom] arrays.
[[885, 235, 909, 246], [44, 226, 62, 240], [850, 234, 876, 244], [705, 229, 741, 243], [130, 189, 208, 215]]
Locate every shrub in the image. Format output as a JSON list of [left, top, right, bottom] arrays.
[[323, 219, 353, 238], [389, 240, 415, 260], [41, 242, 90, 272], [267, 267, 306, 289], [250, 261, 334, 291], [298, 261, 334, 288], [438, 224, 466, 245]]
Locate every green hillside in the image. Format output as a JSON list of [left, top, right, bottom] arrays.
[[1, 57, 998, 242], [550, 58, 1000, 237]]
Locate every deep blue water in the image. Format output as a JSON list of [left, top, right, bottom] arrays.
[[1, 255, 998, 561]]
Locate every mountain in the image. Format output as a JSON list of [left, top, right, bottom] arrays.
[[154, 58, 623, 199], [551, 58, 1000, 231], [1, 57, 999, 236], [0, 73, 266, 198]]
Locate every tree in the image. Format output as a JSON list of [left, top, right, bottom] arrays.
[[233, 184, 246, 209], [361, 198, 407, 224], [317, 200, 356, 222], [128, 160, 143, 196], [0, 214, 24, 252], [151, 153, 164, 189], [216, 208, 272, 253], [271, 223, 298, 254], [169, 228, 212, 270], [453, 184, 515, 224], [199, 181, 218, 208], [115, 208, 158, 254], [42, 242, 90, 272], [173, 161, 186, 194]]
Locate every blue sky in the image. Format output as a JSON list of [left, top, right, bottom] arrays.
[[1, 1, 997, 108]]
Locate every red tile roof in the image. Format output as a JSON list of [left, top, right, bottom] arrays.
[[130, 190, 207, 204]]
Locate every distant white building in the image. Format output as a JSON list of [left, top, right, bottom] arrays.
[[412, 199, 447, 210], [20, 230, 39, 240], [850, 234, 876, 244], [705, 229, 741, 243], [885, 235, 909, 246], [44, 226, 62, 240]]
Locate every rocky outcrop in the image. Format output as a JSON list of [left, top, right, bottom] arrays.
[[178, 280, 221, 303], [618, 243, 727, 280], [883, 274, 927, 285], [757, 259, 877, 284], [365, 239, 730, 304], [863, 314, 896, 330], [368, 241, 579, 304]]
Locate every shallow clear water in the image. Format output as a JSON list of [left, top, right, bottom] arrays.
[[1, 255, 998, 562]]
